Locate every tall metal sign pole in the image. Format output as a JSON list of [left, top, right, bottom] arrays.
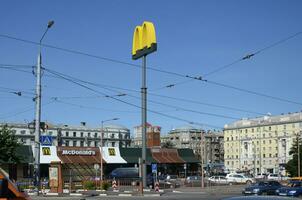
[[132, 21, 157, 187], [34, 20, 54, 194]]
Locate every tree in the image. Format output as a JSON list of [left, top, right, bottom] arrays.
[[0, 125, 21, 164], [285, 136, 302, 177], [161, 141, 175, 149]]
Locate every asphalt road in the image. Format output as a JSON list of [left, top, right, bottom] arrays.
[[30, 185, 244, 200]]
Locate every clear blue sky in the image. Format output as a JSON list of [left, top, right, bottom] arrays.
[[0, 0, 301, 135]]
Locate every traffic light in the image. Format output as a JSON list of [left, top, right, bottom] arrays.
[[132, 21, 157, 60]]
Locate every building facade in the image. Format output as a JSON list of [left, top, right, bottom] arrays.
[[1, 121, 131, 149], [132, 122, 161, 147], [161, 126, 224, 166], [224, 112, 302, 175]]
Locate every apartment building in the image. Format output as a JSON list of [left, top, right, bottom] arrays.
[[1, 121, 131, 149], [224, 112, 302, 175], [161, 126, 224, 165]]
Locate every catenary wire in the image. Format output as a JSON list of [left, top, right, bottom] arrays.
[[42, 65, 267, 115], [43, 67, 246, 120], [2, 31, 301, 106], [43, 68, 222, 129]]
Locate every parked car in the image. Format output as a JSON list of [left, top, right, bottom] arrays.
[[108, 167, 154, 187], [276, 181, 302, 197], [108, 167, 139, 179], [208, 176, 229, 184], [255, 173, 267, 180], [267, 173, 289, 181], [226, 173, 254, 185], [223, 196, 294, 200], [242, 181, 282, 195], [184, 176, 201, 186], [165, 175, 178, 181]]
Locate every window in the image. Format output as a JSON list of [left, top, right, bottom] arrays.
[[263, 140, 265, 144], [88, 141, 91, 147], [252, 128, 254, 133], [88, 132, 91, 137], [283, 125, 286, 130], [269, 126, 271, 131], [245, 129, 247, 133], [73, 132, 76, 137], [73, 141, 77, 146], [81, 132, 84, 137], [94, 133, 97, 138], [112, 142, 115, 147], [66, 132, 69, 137], [65, 140, 69, 146], [80, 141, 84, 147], [263, 154, 265, 158], [269, 140, 272, 144], [20, 130, 26, 134], [95, 141, 98, 147]]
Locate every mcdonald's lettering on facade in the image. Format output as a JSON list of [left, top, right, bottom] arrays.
[[132, 21, 157, 60]]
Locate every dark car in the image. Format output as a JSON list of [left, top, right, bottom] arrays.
[[109, 167, 139, 179], [108, 167, 154, 187], [242, 181, 282, 195], [223, 196, 294, 200], [276, 180, 302, 197]]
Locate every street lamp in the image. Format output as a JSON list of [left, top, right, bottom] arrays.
[[100, 118, 119, 186], [34, 20, 54, 194], [295, 131, 301, 177]]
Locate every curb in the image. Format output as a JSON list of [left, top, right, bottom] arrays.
[[70, 193, 83, 196], [143, 194, 161, 197], [118, 193, 132, 197]]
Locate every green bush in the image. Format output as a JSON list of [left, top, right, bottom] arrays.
[[101, 182, 110, 191], [83, 181, 95, 190]]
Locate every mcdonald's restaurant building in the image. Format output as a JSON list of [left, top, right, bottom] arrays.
[[3, 145, 199, 190]]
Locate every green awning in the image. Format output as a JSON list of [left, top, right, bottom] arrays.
[[16, 145, 34, 163], [177, 149, 200, 163], [119, 148, 157, 164]]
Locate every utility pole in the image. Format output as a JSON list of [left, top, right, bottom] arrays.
[[100, 118, 119, 187], [297, 132, 301, 177], [34, 20, 54, 194], [201, 130, 204, 188]]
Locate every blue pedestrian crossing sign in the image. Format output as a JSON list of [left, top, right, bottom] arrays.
[[152, 163, 157, 173], [40, 135, 52, 146]]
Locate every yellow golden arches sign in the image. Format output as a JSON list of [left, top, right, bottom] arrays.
[[132, 21, 157, 60], [42, 147, 51, 155]]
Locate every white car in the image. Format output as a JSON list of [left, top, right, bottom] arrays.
[[208, 176, 229, 184], [267, 173, 289, 181], [226, 173, 254, 184]]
